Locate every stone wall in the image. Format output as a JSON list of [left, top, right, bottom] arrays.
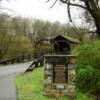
[[43, 55, 76, 99]]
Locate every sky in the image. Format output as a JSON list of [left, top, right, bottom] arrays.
[[0, 0, 87, 27], [1, 0, 70, 24]]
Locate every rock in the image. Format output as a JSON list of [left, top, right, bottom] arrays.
[[54, 93, 61, 98], [45, 78, 52, 84], [68, 85, 74, 90], [69, 58, 76, 64], [46, 85, 53, 89], [47, 76, 52, 80], [70, 70, 75, 75], [43, 92, 55, 98], [45, 70, 52, 75], [56, 84, 65, 89], [56, 89, 61, 94], [62, 89, 68, 95], [45, 64, 52, 69]]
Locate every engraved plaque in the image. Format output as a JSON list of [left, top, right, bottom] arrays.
[[53, 65, 68, 83]]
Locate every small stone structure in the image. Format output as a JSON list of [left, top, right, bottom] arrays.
[[43, 55, 76, 98], [43, 35, 78, 98]]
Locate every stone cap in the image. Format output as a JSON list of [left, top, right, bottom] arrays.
[[44, 54, 77, 58]]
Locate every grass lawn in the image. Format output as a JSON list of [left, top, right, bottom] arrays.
[[16, 67, 95, 100]]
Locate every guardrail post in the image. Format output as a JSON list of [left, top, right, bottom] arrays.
[[35, 62, 38, 67]]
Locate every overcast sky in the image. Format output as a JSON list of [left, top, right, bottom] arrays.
[[1, 0, 70, 23], [0, 0, 86, 26]]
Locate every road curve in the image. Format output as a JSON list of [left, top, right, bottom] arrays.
[[0, 61, 32, 100]]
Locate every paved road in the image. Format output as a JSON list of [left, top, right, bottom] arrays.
[[0, 61, 32, 100]]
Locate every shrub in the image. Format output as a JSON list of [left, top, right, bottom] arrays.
[[76, 66, 94, 92], [76, 41, 100, 69], [75, 40, 100, 98]]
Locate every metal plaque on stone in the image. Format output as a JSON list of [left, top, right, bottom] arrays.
[[53, 65, 68, 83]]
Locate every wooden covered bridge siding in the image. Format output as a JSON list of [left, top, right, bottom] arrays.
[[26, 56, 44, 72], [0, 53, 44, 72], [0, 54, 34, 65]]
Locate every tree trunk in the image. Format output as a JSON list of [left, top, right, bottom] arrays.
[[94, 19, 100, 39], [91, 10, 100, 38], [88, 10, 100, 38], [86, 7, 100, 38], [84, 1, 100, 38]]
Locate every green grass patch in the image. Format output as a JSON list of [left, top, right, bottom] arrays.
[[16, 67, 95, 100], [77, 91, 95, 100]]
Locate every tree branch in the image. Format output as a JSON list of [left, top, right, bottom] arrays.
[[46, 0, 50, 3], [67, 0, 72, 22], [60, 0, 87, 10], [50, 0, 58, 8]]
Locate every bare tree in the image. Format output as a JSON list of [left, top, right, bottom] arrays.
[[47, 0, 100, 38]]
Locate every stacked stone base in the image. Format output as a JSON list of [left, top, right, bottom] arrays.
[[43, 84, 76, 98], [43, 55, 76, 99]]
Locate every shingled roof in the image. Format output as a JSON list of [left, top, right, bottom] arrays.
[[50, 34, 80, 44]]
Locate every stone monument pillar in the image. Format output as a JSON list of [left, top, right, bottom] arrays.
[[43, 55, 76, 98]]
